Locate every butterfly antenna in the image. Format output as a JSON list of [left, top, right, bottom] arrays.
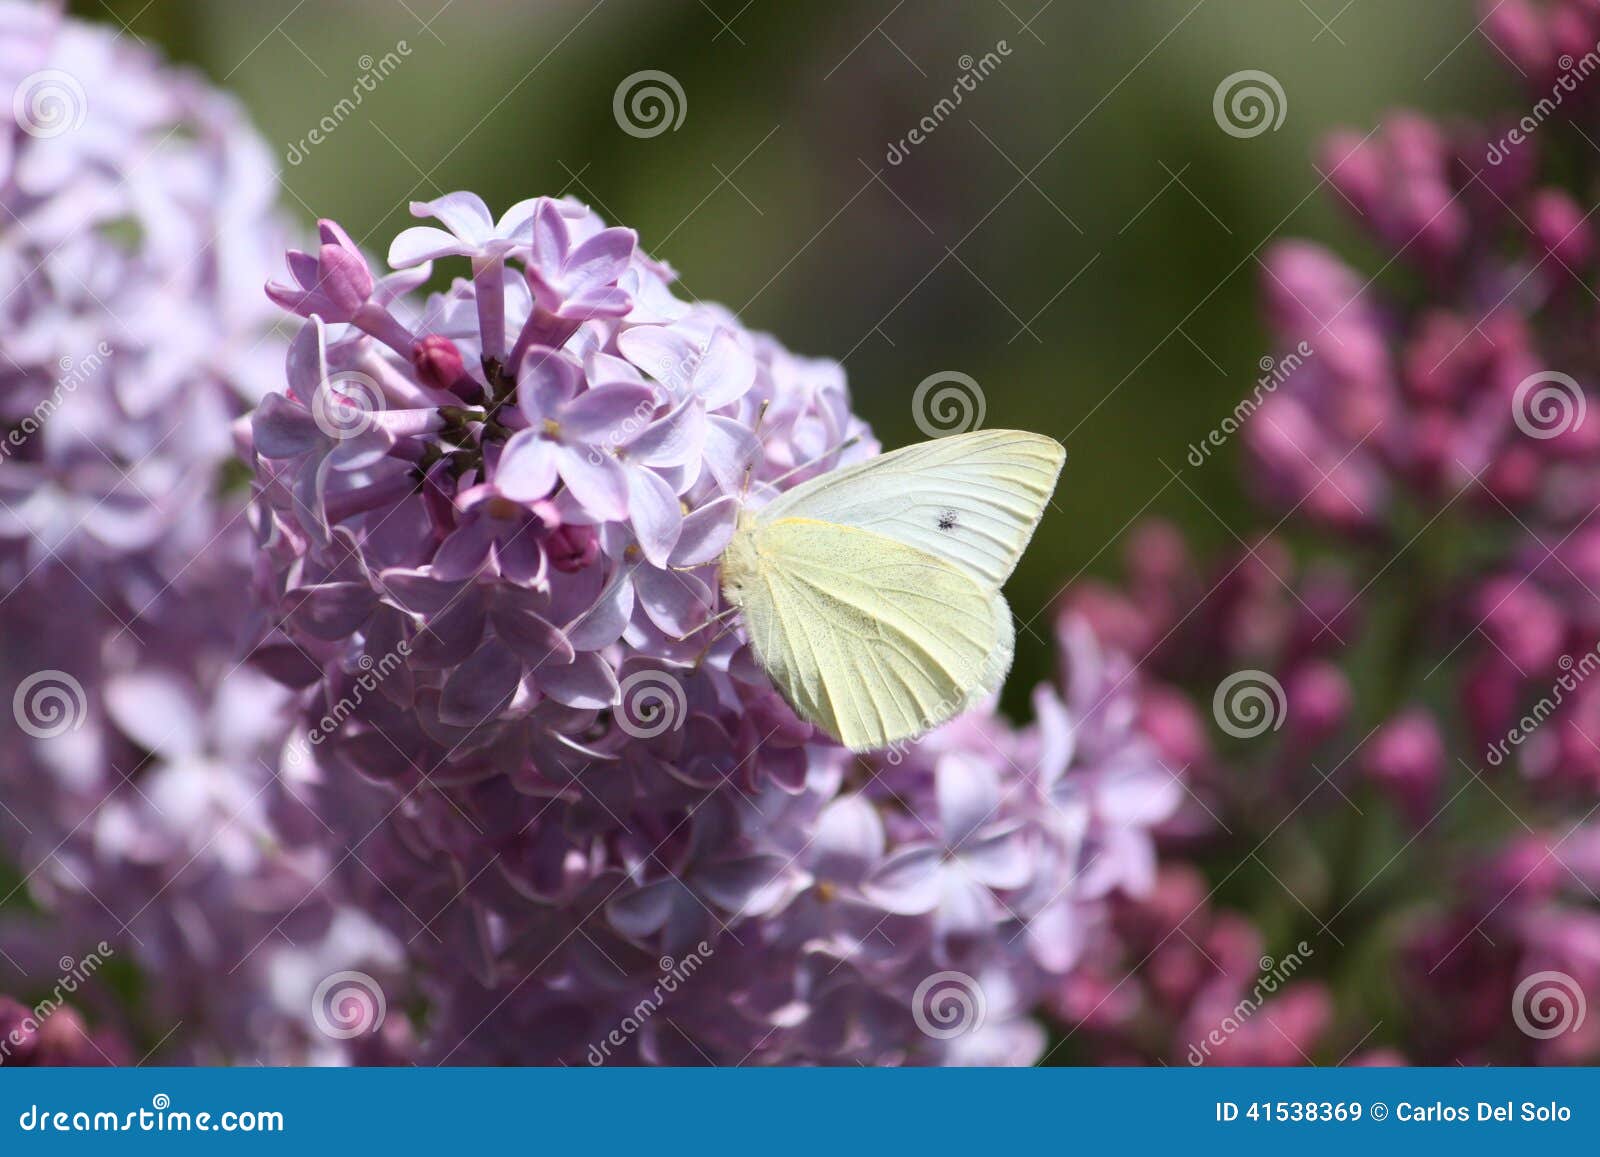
[[764, 434, 862, 491], [689, 614, 746, 672], [737, 399, 773, 504], [673, 605, 738, 641]]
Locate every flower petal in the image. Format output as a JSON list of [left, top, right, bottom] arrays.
[[439, 638, 522, 726], [625, 468, 683, 567], [558, 382, 656, 444], [556, 447, 630, 522], [410, 191, 494, 245], [938, 754, 1002, 850], [388, 225, 470, 268], [495, 430, 560, 503], [694, 328, 756, 409], [537, 649, 619, 709], [862, 844, 943, 915]]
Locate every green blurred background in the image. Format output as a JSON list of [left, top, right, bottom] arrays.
[[78, 0, 1488, 704]]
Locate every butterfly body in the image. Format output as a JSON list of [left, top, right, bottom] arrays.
[[719, 430, 1064, 752]]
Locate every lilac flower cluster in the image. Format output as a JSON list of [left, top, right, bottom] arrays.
[[1053, 865, 1338, 1067], [247, 194, 1184, 1064], [0, 3, 395, 1064]]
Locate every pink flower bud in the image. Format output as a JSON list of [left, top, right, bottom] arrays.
[[412, 334, 480, 402]]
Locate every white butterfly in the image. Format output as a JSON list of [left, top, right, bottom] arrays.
[[720, 429, 1065, 752]]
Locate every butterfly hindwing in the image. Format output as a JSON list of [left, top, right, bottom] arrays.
[[736, 517, 1008, 751], [756, 430, 1065, 590]]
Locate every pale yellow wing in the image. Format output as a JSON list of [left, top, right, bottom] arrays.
[[734, 517, 1013, 751], [756, 430, 1065, 589]]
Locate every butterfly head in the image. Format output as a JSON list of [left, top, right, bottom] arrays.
[[718, 510, 762, 609]]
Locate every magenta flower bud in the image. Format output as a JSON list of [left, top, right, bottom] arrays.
[[1289, 565, 1361, 661], [1403, 312, 1485, 404], [1363, 707, 1445, 823], [547, 522, 599, 572], [412, 334, 480, 401], [267, 218, 375, 322], [1482, 0, 1550, 80], [1285, 660, 1353, 745], [1471, 834, 1563, 904], [1476, 576, 1566, 672], [1549, 5, 1600, 81], [1349, 1049, 1408, 1066], [1531, 188, 1596, 268], [1126, 519, 1192, 592], [1484, 443, 1543, 506], [316, 221, 375, 313], [0, 997, 39, 1065], [1141, 684, 1212, 769], [1321, 129, 1384, 221]]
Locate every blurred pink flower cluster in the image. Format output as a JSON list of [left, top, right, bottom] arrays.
[[1043, 0, 1600, 1066]]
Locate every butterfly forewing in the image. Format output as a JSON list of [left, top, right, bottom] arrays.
[[739, 517, 1005, 751], [756, 430, 1065, 590]]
